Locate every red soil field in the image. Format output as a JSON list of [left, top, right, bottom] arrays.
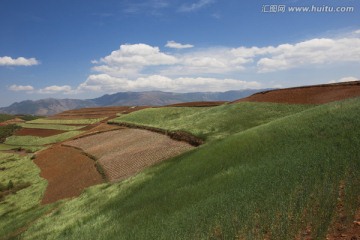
[[234, 81, 360, 104], [34, 145, 104, 204], [66, 129, 194, 182], [166, 101, 227, 107], [14, 128, 65, 137], [50, 106, 149, 119]]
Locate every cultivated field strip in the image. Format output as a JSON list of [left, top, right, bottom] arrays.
[[66, 128, 194, 182], [51, 106, 149, 119]]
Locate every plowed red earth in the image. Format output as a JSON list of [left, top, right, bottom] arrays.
[[234, 81, 360, 104], [50, 106, 149, 119], [66, 129, 194, 182], [34, 145, 104, 204], [166, 101, 227, 107], [14, 128, 65, 137]]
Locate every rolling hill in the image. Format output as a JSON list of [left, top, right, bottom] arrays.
[[0, 82, 359, 239], [234, 80, 360, 104]]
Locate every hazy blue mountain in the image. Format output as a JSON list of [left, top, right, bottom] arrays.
[[0, 98, 97, 116], [0, 89, 266, 116]]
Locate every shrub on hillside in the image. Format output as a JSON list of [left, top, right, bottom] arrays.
[[0, 124, 21, 143]]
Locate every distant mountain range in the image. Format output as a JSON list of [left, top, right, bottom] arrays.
[[0, 89, 266, 116]]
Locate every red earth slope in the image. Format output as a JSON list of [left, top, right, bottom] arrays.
[[234, 81, 360, 104]]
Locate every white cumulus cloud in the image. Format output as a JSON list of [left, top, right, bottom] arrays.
[[165, 41, 194, 49], [256, 38, 360, 72], [38, 85, 74, 94], [81, 31, 360, 94], [329, 76, 359, 84], [78, 74, 260, 93], [8, 85, 34, 92], [179, 0, 215, 12], [0, 56, 39, 66], [353, 29, 360, 35], [99, 43, 177, 66], [93, 43, 177, 77]]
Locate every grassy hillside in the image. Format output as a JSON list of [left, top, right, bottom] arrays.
[[0, 114, 15, 123], [0, 125, 21, 143], [18, 98, 360, 239], [0, 153, 53, 239], [111, 102, 312, 141]]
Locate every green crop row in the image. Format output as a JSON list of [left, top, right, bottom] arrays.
[[0, 144, 19, 151], [18, 123, 85, 131], [5, 131, 83, 146], [27, 118, 105, 125]]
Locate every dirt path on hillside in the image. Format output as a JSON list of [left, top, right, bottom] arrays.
[[34, 145, 104, 204]]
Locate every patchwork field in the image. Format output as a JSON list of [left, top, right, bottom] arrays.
[[1, 82, 359, 240], [66, 129, 195, 182], [18, 96, 360, 240]]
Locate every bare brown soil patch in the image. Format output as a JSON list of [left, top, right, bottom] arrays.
[[234, 81, 360, 104], [166, 101, 227, 107], [14, 128, 66, 137], [0, 118, 25, 126], [66, 129, 194, 182], [34, 145, 104, 204], [50, 106, 149, 119]]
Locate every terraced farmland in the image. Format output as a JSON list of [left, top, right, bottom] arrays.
[[50, 106, 149, 119], [66, 129, 195, 182], [1, 82, 360, 240]]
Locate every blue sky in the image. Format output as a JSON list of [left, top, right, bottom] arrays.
[[0, 0, 359, 107]]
